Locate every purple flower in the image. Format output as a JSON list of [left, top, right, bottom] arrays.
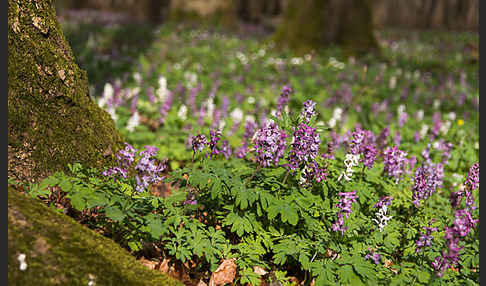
[[452, 209, 478, 238], [383, 146, 408, 181], [416, 226, 437, 253], [220, 140, 232, 159], [376, 126, 389, 150], [393, 131, 401, 146], [432, 254, 450, 277], [191, 134, 208, 154], [465, 163, 479, 192], [332, 191, 358, 236], [364, 252, 381, 265], [253, 123, 288, 167], [208, 130, 221, 158], [373, 196, 393, 209], [236, 121, 257, 158], [116, 143, 137, 166], [130, 93, 138, 114], [398, 112, 408, 128], [411, 162, 444, 207], [288, 123, 320, 170], [147, 87, 156, 104], [449, 191, 462, 209], [300, 100, 317, 123], [159, 91, 173, 124], [276, 85, 292, 116], [299, 161, 327, 187]]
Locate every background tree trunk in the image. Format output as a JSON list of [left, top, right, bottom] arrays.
[[273, 0, 378, 55], [8, 0, 125, 183]]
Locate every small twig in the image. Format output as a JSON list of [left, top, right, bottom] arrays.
[[245, 166, 261, 187]]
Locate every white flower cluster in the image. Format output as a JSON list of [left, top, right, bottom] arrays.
[[328, 107, 343, 128], [126, 111, 140, 132], [338, 153, 360, 182], [156, 76, 169, 103], [372, 205, 393, 232], [184, 72, 197, 89], [328, 57, 345, 70], [177, 104, 188, 121]]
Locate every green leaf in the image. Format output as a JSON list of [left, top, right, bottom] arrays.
[[68, 192, 86, 211], [104, 206, 126, 221]]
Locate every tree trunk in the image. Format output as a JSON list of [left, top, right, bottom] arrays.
[[273, 0, 378, 55], [8, 0, 125, 183], [8, 188, 182, 286]]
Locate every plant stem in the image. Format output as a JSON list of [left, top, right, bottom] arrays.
[[245, 166, 261, 187], [282, 169, 290, 185]]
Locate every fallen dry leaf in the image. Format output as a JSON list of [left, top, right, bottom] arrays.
[[253, 266, 267, 276], [139, 257, 158, 270], [384, 259, 393, 268], [197, 279, 208, 286], [209, 258, 237, 286], [58, 69, 66, 81]]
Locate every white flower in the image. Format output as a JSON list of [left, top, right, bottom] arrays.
[[291, 57, 303, 65], [389, 76, 397, 89], [98, 83, 114, 107], [133, 72, 142, 84], [258, 49, 266, 57], [397, 104, 405, 115], [184, 72, 197, 89], [206, 98, 215, 119], [433, 99, 440, 109], [18, 253, 27, 271], [416, 110, 424, 121], [245, 115, 255, 123], [419, 124, 428, 138], [126, 111, 140, 132], [156, 76, 169, 102], [328, 118, 337, 128], [372, 205, 392, 232], [106, 106, 118, 122], [338, 153, 360, 182], [475, 142, 479, 149], [447, 112, 456, 121], [230, 108, 244, 123], [177, 105, 188, 121], [432, 141, 441, 150], [440, 120, 451, 135], [218, 120, 226, 131], [247, 97, 255, 104]]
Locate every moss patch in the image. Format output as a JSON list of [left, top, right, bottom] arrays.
[[8, 188, 182, 286], [8, 0, 124, 183]]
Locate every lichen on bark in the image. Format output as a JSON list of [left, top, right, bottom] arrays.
[[8, 0, 125, 183], [8, 188, 182, 286]]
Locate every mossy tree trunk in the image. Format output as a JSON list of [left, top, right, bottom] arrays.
[[8, 188, 182, 286], [274, 0, 378, 55], [8, 0, 125, 183]]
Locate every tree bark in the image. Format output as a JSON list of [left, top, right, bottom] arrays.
[[273, 0, 378, 55], [8, 0, 125, 183], [8, 188, 182, 286]]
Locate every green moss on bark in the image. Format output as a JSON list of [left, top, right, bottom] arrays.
[[8, 0, 124, 183], [8, 188, 182, 286]]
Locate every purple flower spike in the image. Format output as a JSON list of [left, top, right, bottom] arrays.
[[288, 123, 320, 171], [300, 100, 317, 123], [332, 191, 358, 236], [253, 123, 288, 167], [191, 134, 208, 154], [383, 146, 408, 182]]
